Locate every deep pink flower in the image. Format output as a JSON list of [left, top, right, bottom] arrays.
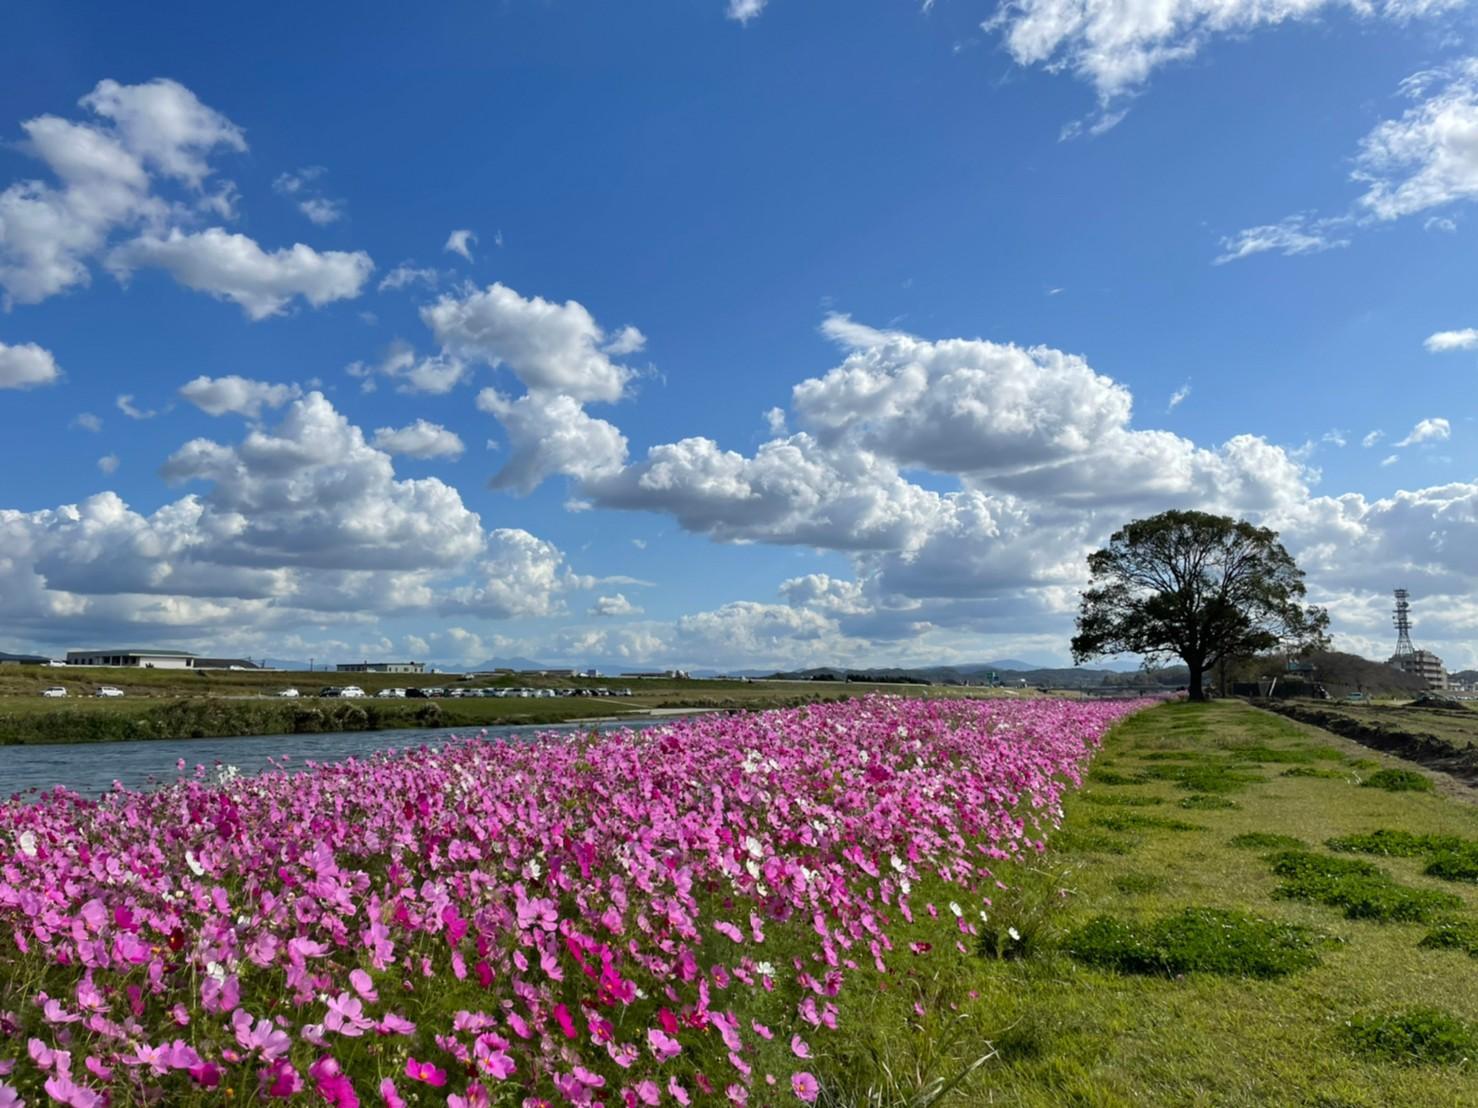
[[792, 1072, 820, 1102], [404, 1057, 447, 1087]]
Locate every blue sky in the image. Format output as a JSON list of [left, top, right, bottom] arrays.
[[1, 0, 1475, 671]]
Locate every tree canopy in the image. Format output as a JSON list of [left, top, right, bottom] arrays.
[[1071, 510, 1328, 701]]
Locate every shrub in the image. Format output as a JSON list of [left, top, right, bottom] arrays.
[[1180, 794, 1239, 810], [1425, 846, 1478, 883], [1342, 1008, 1478, 1064], [1418, 920, 1478, 955], [1229, 832, 1305, 851], [1066, 908, 1322, 978], [1361, 768, 1433, 792], [1268, 850, 1463, 923]]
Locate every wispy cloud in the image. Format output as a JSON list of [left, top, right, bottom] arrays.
[[1215, 216, 1350, 265]]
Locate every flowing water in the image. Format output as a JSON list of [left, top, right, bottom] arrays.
[[0, 717, 671, 800]]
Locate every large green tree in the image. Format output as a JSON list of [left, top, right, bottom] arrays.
[[1071, 510, 1328, 701]]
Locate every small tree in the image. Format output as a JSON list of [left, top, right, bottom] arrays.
[[1071, 510, 1328, 702]]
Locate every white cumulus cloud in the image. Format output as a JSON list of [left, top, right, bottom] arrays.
[[371, 419, 466, 459], [179, 374, 300, 418], [0, 341, 61, 389], [108, 228, 373, 319], [589, 593, 643, 617]]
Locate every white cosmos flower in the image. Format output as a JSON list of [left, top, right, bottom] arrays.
[[1008, 927, 1021, 941], [16, 831, 37, 858], [949, 901, 963, 918], [185, 850, 206, 876]]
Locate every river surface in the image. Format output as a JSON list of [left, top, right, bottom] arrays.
[[1, 718, 671, 800]]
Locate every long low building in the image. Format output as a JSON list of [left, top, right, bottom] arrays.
[[336, 661, 427, 674], [65, 649, 198, 669]]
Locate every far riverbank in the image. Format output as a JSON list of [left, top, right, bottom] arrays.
[[0, 672, 1019, 745]]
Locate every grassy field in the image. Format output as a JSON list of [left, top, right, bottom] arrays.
[[821, 700, 1478, 1106], [0, 664, 1020, 744]]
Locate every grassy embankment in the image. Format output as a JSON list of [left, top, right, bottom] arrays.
[[818, 699, 1478, 1106], [0, 664, 1020, 744]]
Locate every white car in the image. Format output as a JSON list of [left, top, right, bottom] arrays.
[[339, 686, 366, 699], [376, 688, 406, 699], [41, 686, 68, 698], [277, 688, 300, 698], [95, 686, 125, 698]]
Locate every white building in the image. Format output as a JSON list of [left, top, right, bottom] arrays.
[[65, 649, 197, 669], [1390, 649, 1448, 691], [336, 661, 427, 674]]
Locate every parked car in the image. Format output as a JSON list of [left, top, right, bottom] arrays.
[[278, 688, 300, 698], [41, 686, 68, 698], [339, 686, 366, 699], [376, 688, 406, 699], [95, 686, 125, 698], [405, 686, 430, 698], [318, 686, 343, 698]]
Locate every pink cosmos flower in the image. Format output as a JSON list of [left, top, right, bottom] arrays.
[[261, 1059, 302, 1098], [309, 1057, 357, 1108], [792, 1034, 811, 1058], [379, 1078, 406, 1108], [792, 1071, 820, 1102], [648, 1027, 682, 1062], [324, 992, 374, 1037], [404, 1056, 447, 1087]]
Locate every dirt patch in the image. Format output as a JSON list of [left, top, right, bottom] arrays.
[[1256, 700, 1478, 790]]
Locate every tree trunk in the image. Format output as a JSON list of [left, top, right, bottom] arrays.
[[1187, 658, 1206, 702]]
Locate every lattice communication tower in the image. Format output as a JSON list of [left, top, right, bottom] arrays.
[[1392, 588, 1415, 661]]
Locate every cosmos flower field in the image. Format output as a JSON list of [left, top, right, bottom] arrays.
[[0, 695, 1146, 1106]]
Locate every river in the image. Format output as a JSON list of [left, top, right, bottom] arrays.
[[1, 717, 672, 800]]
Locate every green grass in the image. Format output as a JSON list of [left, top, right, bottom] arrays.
[[1090, 812, 1204, 833], [1342, 1008, 1478, 1065], [1077, 792, 1164, 807], [815, 700, 1478, 1106], [1066, 907, 1325, 978], [1230, 831, 1307, 851], [1362, 768, 1436, 793], [1426, 848, 1478, 883], [1419, 920, 1478, 956], [1328, 829, 1468, 857], [1282, 766, 1349, 779], [1180, 793, 1239, 810], [1323, 829, 1478, 885], [1267, 849, 1464, 922]]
